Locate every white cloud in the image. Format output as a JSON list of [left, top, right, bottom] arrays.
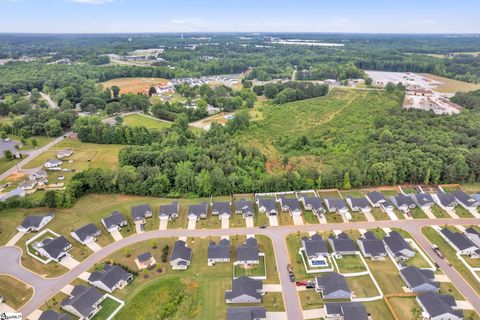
[[71, 0, 115, 4]]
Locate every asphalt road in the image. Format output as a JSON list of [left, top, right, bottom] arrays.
[[1, 218, 480, 319]]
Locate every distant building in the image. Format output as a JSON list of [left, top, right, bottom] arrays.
[[88, 264, 133, 293], [71, 223, 101, 245], [101, 211, 127, 233]]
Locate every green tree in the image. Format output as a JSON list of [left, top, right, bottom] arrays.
[[31, 138, 38, 148], [342, 172, 351, 190], [3, 150, 13, 160]]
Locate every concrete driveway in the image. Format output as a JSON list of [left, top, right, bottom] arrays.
[[292, 215, 304, 226], [110, 230, 123, 241], [268, 215, 279, 226], [159, 220, 168, 230], [5, 231, 25, 246], [187, 219, 196, 230], [221, 218, 229, 229], [59, 256, 80, 269], [134, 222, 144, 234], [245, 217, 254, 228], [86, 241, 102, 252]]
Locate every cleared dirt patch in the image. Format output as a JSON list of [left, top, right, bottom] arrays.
[[100, 77, 168, 95]]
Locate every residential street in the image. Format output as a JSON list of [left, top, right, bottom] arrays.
[[1, 217, 480, 319]]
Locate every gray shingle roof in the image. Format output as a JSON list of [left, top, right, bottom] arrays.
[[159, 203, 178, 217], [366, 191, 387, 204], [325, 198, 348, 211], [41, 236, 71, 260], [303, 197, 324, 211], [302, 234, 328, 256], [453, 190, 479, 207], [400, 266, 439, 291], [102, 211, 127, 229], [137, 252, 152, 262], [359, 232, 386, 256], [39, 310, 71, 320], [227, 307, 266, 320], [347, 197, 371, 210], [171, 240, 192, 262], [212, 202, 231, 215], [441, 228, 478, 251], [316, 272, 351, 297], [280, 198, 301, 211], [235, 200, 254, 214], [131, 204, 152, 220], [383, 231, 412, 257], [436, 192, 456, 207], [412, 193, 435, 207], [88, 264, 132, 290], [391, 194, 415, 207], [72, 223, 100, 242], [237, 238, 259, 262], [325, 302, 368, 320], [418, 292, 463, 319], [258, 198, 277, 213], [61, 285, 103, 318], [188, 202, 208, 217], [225, 277, 262, 301], [329, 233, 356, 253], [208, 239, 231, 260], [20, 213, 53, 229]]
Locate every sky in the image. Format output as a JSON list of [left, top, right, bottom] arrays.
[[0, 0, 480, 34]]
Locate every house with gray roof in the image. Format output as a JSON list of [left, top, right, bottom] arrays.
[[302, 234, 329, 267], [208, 239, 231, 266], [61, 285, 105, 320], [212, 201, 231, 219], [137, 252, 156, 269], [37, 236, 72, 262], [390, 194, 416, 213], [325, 302, 368, 320], [19, 179, 37, 190], [57, 149, 74, 159], [279, 198, 302, 216], [235, 200, 254, 218], [434, 192, 457, 210], [400, 266, 439, 293], [170, 240, 192, 270], [39, 310, 71, 320], [383, 231, 415, 261], [453, 190, 480, 208], [44, 159, 62, 168], [328, 233, 357, 256], [257, 198, 278, 216], [225, 277, 264, 304], [131, 204, 152, 223], [465, 227, 480, 248], [346, 197, 372, 214], [101, 211, 127, 233], [237, 237, 259, 265], [440, 228, 479, 256], [301, 196, 325, 216], [324, 198, 349, 216], [71, 223, 101, 245], [88, 264, 133, 293], [356, 232, 387, 260], [417, 292, 463, 320], [159, 202, 179, 220], [29, 169, 47, 180], [227, 307, 266, 320], [315, 272, 352, 300], [0, 188, 26, 202], [17, 212, 54, 232], [188, 202, 208, 220], [411, 193, 435, 208], [366, 191, 394, 212]]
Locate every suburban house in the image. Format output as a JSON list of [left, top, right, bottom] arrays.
[[225, 276, 264, 304], [435, 192, 457, 210], [400, 266, 439, 293], [315, 272, 352, 300], [453, 190, 480, 209], [37, 236, 73, 262], [71, 223, 101, 245], [88, 264, 133, 293], [39, 310, 72, 320], [131, 204, 153, 223], [324, 198, 350, 217], [279, 197, 302, 216], [170, 240, 192, 270], [227, 307, 266, 320], [57, 149, 74, 159], [366, 191, 395, 212], [324, 302, 369, 320], [235, 199, 255, 218], [61, 285, 105, 320], [188, 202, 208, 220], [0, 188, 26, 202], [440, 228, 479, 256], [237, 237, 260, 265], [417, 292, 463, 320], [346, 197, 372, 214], [29, 169, 47, 181], [137, 252, 156, 269], [383, 231, 416, 261], [159, 202, 179, 221], [301, 234, 329, 267], [19, 179, 37, 190], [44, 159, 62, 168], [301, 196, 325, 216], [101, 211, 127, 233], [390, 194, 416, 213], [17, 212, 54, 232], [356, 231, 387, 260], [257, 198, 278, 216], [465, 227, 480, 248], [208, 238, 231, 266], [328, 233, 357, 256], [212, 201, 231, 219], [411, 193, 435, 208]]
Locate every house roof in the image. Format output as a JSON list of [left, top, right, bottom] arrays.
[[383, 231, 412, 257], [235, 200, 254, 213], [347, 197, 371, 210], [325, 198, 347, 210], [41, 236, 71, 260], [303, 197, 324, 211], [329, 233, 356, 252], [237, 237, 259, 262], [19, 179, 37, 189], [208, 239, 231, 260], [45, 159, 62, 166], [20, 213, 53, 229], [171, 240, 192, 262], [359, 232, 386, 256], [391, 194, 415, 207], [465, 227, 480, 237], [418, 292, 463, 319], [325, 302, 369, 320], [366, 191, 387, 204], [38, 310, 71, 320], [227, 307, 267, 320], [436, 192, 457, 207], [453, 190, 479, 207], [88, 264, 132, 290], [61, 285, 103, 318], [302, 234, 328, 256], [137, 252, 152, 262], [72, 223, 100, 242], [258, 198, 277, 212], [102, 211, 127, 229], [225, 276, 262, 301], [159, 203, 178, 216], [131, 204, 152, 220], [212, 202, 231, 214], [316, 272, 350, 296], [440, 228, 478, 251], [280, 198, 301, 211], [188, 202, 208, 217], [412, 193, 435, 206], [400, 266, 439, 291], [0, 188, 26, 201]]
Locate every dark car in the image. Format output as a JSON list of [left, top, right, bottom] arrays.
[[259, 225, 267, 229]]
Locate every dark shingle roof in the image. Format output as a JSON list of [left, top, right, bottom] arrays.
[[41, 236, 71, 260], [20, 213, 53, 229], [303, 197, 324, 211], [441, 228, 478, 251], [235, 200, 254, 214], [436, 192, 456, 207], [392, 194, 415, 207], [325, 302, 368, 320], [131, 204, 152, 220], [367, 191, 387, 204], [325, 198, 347, 210], [418, 292, 463, 319], [412, 193, 435, 206], [225, 277, 262, 301], [237, 237, 259, 262], [227, 307, 266, 320], [302, 234, 328, 256], [208, 239, 231, 260], [188, 203, 208, 217], [280, 198, 301, 211], [102, 211, 127, 229], [171, 240, 192, 262], [88, 264, 132, 290], [453, 190, 479, 207], [329, 233, 356, 252], [400, 266, 439, 291], [359, 232, 386, 256], [212, 202, 231, 214], [61, 285, 103, 318], [383, 231, 412, 256], [137, 252, 152, 262], [72, 223, 100, 242], [348, 197, 371, 209], [316, 272, 350, 297], [39, 310, 71, 320], [159, 203, 178, 217], [258, 198, 277, 212]]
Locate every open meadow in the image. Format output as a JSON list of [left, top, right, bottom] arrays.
[[99, 77, 168, 95]]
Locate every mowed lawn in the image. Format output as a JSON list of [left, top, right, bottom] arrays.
[[122, 114, 172, 130], [0, 275, 33, 309], [99, 77, 168, 95]]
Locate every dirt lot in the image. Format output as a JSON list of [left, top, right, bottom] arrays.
[[99, 77, 168, 95]]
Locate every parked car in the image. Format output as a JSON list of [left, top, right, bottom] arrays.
[[432, 245, 444, 259], [259, 225, 267, 229]]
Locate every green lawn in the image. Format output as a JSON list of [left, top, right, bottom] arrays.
[[334, 254, 367, 274], [122, 114, 172, 131], [409, 207, 428, 219], [430, 204, 450, 218], [0, 157, 21, 175], [454, 205, 474, 218], [365, 300, 394, 320], [234, 256, 266, 278], [40, 292, 69, 314], [325, 213, 343, 223], [303, 211, 319, 224], [350, 211, 367, 222], [365, 258, 405, 294], [0, 275, 33, 309], [92, 297, 122, 320], [299, 290, 323, 310], [388, 297, 422, 320], [371, 208, 389, 221], [346, 275, 380, 298]]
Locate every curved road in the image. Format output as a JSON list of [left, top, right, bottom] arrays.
[[1, 218, 480, 319]]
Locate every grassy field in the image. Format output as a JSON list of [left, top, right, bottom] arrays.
[[92, 297, 122, 320], [334, 255, 367, 274], [122, 114, 172, 130], [99, 77, 168, 95], [420, 73, 480, 93], [346, 275, 380, 298], [365, 258, 405, 294], [365, 300, 394, 320], [430, 204, 450, 218], [388, 296, 422, 320], [0, 275, 33, 309], [299, 290, 323, 310]]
